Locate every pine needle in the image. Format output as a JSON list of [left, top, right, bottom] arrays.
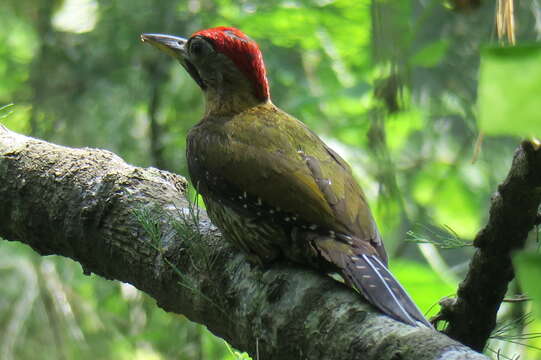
[[407, 224, 473, 249]]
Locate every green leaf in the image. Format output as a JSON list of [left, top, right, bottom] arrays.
[[478, 45, 541, 137], [413, 166, 481, 239], [386, 108, 424, 151], [410, 40, 450, 67], [513, 251, 541, 320]]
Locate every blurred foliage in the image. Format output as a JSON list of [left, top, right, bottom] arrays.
[[479, 45, 541, 137], [1, 0, 541, 359], [514, 252, 541, 320]]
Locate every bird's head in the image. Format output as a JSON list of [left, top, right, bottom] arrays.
[[141, 27, 270, 114]]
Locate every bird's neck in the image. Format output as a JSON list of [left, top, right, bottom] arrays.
[[203, 87, 269, 117]]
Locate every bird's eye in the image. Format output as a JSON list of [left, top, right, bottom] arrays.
[[189, 37, 211, 57], [191, 41, 203, 56]]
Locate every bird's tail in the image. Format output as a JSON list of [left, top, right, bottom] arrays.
[[315, 240, 432, 328]]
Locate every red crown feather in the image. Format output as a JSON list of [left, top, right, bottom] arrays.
[[192, 27, 270, 101]]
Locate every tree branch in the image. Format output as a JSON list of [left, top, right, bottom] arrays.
[[0, 125, 487, 360], [438, 140, 541, 351]]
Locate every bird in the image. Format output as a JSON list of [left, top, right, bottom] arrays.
[[141, 27, 432, 328]]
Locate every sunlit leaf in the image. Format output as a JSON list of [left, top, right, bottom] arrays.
[[386, 108, 424, 151], [0, 104, 31, 134], [478, 45, 541, 137], [413, 166, 480, 239]]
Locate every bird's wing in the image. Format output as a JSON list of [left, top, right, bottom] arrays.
[[189, 104, 384, 258]]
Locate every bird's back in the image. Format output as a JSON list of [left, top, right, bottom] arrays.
[[186, 102, 386, 264]]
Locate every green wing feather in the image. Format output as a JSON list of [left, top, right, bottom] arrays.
[[189, 102, 384, 257]]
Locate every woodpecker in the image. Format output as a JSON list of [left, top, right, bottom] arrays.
[[141, 27, 431, 327]]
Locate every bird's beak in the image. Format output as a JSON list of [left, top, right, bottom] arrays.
[[140, 33, 188, 59], [141, 32, 206, 90]]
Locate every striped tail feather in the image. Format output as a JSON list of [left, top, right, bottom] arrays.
[[347, 254, 432, 327], [316, 241, 432, 327]]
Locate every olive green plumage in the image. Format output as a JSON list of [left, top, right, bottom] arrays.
[[141, 28, 432, 328], [187, 102, 384, 265]]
